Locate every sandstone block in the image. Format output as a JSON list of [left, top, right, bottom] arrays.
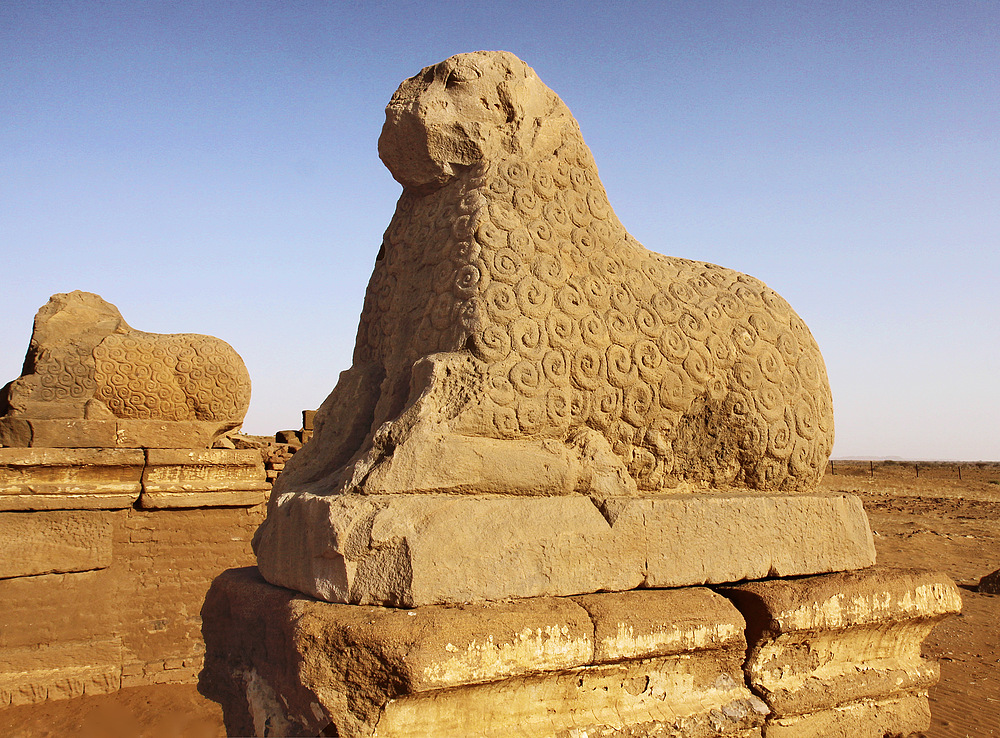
[[0, 418, 118, 448], [115, 419, 238, 449], [571, 588, 746, 663], [254, 491, 874, 606], [0, 417, 237, 450], [641, 491, 875, 587], [201, 567, 765, 738], [0, 635, 122, 707], [302, 410, 316, 431], [720, 567, 961, 735], [762, 692, 931, 738], [0, 569, 118, 649], [140, 448, 269, 508], [0, 510, 112, 578], [0, 448, 143, 510], [369, 657, 764, 738]]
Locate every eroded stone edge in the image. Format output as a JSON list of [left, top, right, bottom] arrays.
[[717, 566, 962, 729]]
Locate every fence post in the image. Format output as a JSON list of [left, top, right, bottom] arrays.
[[958, 465, 962, 481], [915, 464, 919, 478], [869, 461, 874, 478]]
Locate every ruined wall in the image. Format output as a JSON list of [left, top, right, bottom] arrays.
[[0, 449, 266, 706]]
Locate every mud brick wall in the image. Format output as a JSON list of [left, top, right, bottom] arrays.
[[0, 448, 267, 707], [117, 506, 265, 687]]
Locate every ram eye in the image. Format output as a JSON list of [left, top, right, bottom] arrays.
[[446, 66, 481, 87]]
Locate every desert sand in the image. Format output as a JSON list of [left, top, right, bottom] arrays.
[[0, 460, 996, 738]]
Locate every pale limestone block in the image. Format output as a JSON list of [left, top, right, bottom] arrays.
[[140, 448, 269, 508], [0, 510, 112, 578], [254, 491, 874, 606], [721, 567, 961, 733], [0, 448, 143, 510]]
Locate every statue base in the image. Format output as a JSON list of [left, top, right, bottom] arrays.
[[201, 566, 959, 738], [254, 491, 876, 607]]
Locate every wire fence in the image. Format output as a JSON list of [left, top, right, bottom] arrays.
[[827, 460, 1000, 482]]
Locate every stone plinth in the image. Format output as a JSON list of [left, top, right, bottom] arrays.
[[201, 566, 958, 738], [719, 567, 962, 737], [0, 447, 266, 511], [253, 491, 875, 607], [201, 567, 767, 738], [0, 448, 144, 510], [0, 417, 240, 450]]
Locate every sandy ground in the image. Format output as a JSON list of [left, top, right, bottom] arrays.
[[820, 461, 1000, 738], [1, 460, 997, 738]]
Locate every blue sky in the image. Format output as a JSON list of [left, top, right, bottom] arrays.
[[2, 1, 997, 460]]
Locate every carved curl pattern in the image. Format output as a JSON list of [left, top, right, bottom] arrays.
[[357, 52, 834, 491]]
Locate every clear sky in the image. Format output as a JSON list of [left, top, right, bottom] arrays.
[[2, 1, 997, 460]]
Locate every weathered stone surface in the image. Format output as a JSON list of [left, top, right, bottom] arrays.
[[0, 418, 118, 448], [254, 491, 874, 606], [0, 290, 250, 448], [370, 658, 764, 738], [0, 638, 122, 707], [640, 492, 874, 588], [0, 447, 266, 512], [140, 449, 269, 508], [272, 49, 834, 507], [0, 417, 235, 449], [201, 567, 765, 738], [979, 567, 1000, 593], [720, 567, 961, 734], [571, 588, 746, 663], [116, 420, 237, 449], [0, 448, 143, 510], [0, 510, 112, 578], [761, 692, 931, 738], [0, 499, 265, 707]]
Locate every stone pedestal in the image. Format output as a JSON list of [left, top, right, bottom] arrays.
[[0, 417, 240, 450], [0, 447, 267, 511], [201, 566, 958, 738], [253, 491, 876, 607], [202, 568, 767, 738], [720, 567, 962, 737]]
